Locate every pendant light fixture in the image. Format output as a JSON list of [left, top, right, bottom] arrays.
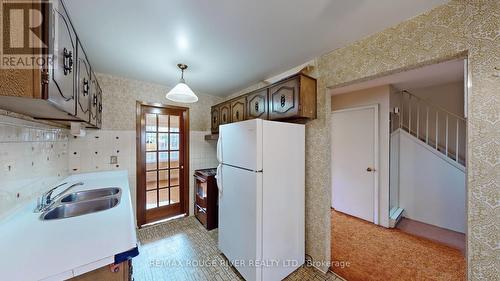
[[166, 64, 198, 103]]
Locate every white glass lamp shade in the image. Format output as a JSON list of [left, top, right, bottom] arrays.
[[165, 81, 198, 103]]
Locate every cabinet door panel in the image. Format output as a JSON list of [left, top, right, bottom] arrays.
[[48, 0, 76, 115], [246, 89, 268, 120], [96, 83, 103, 128], [89, 72, 101, 127], [219, 103, 231, 125], [75, 41, 91, 122], [269, 77, 299, 120], [211, 106, 220, 133], [230, 96, 246, 122]]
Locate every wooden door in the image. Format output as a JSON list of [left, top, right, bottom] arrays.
[[246, 89, 268, 119], [269, 77, 300, 120], [137, 103, 189, 226], [230, 96, 246, 122], [219, 102, 231, 125], [211, 106, 220, 133], [47, 0, 77, 115], [76, 41, 91, 122]]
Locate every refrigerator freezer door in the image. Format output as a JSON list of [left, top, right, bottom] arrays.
[[219, 119, 263, 171], [218, 164, 262, 281]]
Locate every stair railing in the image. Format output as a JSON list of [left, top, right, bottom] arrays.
[[397, 90, 466, 166]]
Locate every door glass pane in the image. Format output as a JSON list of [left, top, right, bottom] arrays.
[[145, 114, 156, 131], [158, 152, 168, 169], [146, 171, 157, 190], [170, 133, 180, 150], [158, 133, 168, 150], [159, 189, 169, 207], [158, 115, 169, 132], [159, 170, 168, 188], [170, 186, 180, 203], [170, 115, 180, 132], [170, 169, 179, 186], [146, 133, 157, 151], [146, 152, 157, 170], [146, 190, 157, 209], [170, 151, 179, 168]]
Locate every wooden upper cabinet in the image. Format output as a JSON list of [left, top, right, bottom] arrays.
[[219, 102, 231, 125], [0, 0, 103, 128], [246, 89, 268, 120], [47, 0, 77, 115], [211, 106, 220, 133], [269, 74, 316, 120], [76, 41, 91, 122], [230, 96, 246, 122], [89, 73, 102, 128], [208, 73, 316, 133]]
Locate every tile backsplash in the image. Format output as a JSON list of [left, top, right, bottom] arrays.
[[68, 129, 218, 223], [0, 115, 69, 218]]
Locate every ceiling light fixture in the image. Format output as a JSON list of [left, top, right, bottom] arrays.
[[166, 64, 198, 103]]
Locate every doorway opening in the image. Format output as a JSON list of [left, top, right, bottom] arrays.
[[136, 102, 190, 227], [329, 58, 468, 281]]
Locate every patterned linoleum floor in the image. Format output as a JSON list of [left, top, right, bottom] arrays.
[[133, 216, 343, 281]]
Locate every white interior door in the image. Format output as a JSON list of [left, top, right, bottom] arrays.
[[331, 105, 378, 223]]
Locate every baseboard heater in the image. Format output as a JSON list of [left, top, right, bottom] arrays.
[[389, 207, 404, 228]]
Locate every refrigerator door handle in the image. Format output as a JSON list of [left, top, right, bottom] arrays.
[[216, 135, 222, 163], [216, 164, 222, 196]]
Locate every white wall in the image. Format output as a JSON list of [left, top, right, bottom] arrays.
[[331, 85, 391, 227], [394, 129, 466, 233]]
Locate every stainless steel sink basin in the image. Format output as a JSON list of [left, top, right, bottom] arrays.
[[60, 187, 121, 203], [41, 197, 120, 220]]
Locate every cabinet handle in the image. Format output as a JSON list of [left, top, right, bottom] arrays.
[[93, 94, 97, 106], [236, 111, 239, 119], [98, 103, 102, 113], [255, 102, 259, 112], [83, 78, 89, 96], [63, 48, 73, 75], [280, 95, 286, 107]]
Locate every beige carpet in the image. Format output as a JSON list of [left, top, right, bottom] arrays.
[[331, 210, 466, 281]]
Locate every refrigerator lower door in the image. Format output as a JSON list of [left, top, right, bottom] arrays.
[[218, 164, 262, 281]]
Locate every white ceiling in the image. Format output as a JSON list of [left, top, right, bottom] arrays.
[[329, 59, 465, 95], [64, 0, 447, 96]]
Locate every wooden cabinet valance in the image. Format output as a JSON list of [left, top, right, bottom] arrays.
[[210, 73, 316, 133]]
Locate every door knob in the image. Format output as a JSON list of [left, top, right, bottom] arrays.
[[366, 167, 376, 172]]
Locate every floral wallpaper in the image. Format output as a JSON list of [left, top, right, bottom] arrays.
[[315, 0, 498, 279], [222, 1, 499, 278], [97, 73, 223, 131]]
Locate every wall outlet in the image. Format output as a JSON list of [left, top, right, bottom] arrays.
[[110, 156, 118, 164]]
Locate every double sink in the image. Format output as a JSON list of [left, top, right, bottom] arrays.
[[41, 187, 122, 220]]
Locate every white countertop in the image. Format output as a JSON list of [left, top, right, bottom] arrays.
[[0, 171, 138, 281]]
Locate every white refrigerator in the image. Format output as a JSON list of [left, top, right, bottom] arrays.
[[216, 119, 305, 281]]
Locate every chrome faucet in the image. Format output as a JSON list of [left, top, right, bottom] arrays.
[[35, 182, 84, 212]]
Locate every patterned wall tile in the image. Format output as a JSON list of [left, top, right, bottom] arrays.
[[0, 115, 69, 218], [68, 129, 218, 225]]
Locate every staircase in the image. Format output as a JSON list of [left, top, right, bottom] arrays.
[[392, 90, 466, 167]]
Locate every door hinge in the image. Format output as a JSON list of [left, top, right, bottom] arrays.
[[41, 72, 49, 85]]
